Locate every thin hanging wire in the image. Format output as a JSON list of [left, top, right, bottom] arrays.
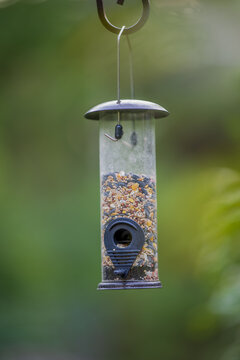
[[126, 35, 135, 100], [117, 28, 135, 102], [104, 26, 125, 142], [126, 35, 137, 144], [117, 25, 126, 103], [105, 26, 136, 144]]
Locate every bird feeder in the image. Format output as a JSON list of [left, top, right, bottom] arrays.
[[85, 0, 169, 290]]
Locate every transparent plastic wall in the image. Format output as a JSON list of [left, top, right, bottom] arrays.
[[99, 111, 160, 287]]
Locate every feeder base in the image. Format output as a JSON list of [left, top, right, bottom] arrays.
[[97, 280, 162, 290]]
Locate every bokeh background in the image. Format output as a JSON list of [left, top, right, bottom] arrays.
[[0, 0, 239, 359]]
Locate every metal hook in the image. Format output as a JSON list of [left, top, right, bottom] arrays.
[[96, 0, 150, 35]]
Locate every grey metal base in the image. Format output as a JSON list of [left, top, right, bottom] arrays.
[[97, 280, 162, 290]]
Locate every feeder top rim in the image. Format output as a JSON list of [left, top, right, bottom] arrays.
[[84, 99, 169, 120]]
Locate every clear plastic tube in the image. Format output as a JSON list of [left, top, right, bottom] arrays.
[[99, 111, 160, 287]]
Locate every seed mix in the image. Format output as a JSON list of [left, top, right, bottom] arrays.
[[101, 171, 159, 281]]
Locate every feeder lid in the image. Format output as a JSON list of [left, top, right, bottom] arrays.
[[84, 99, 169, 120]]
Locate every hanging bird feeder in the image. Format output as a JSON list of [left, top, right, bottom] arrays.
[[85, 0, 169, 290]]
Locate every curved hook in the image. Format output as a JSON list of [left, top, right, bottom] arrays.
[[96, 0, 150, 35]]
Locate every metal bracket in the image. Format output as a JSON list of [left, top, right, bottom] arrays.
[[96, 0, 150, 35]]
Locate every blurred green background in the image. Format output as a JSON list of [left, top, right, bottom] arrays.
[[0, 0, 239, 359]]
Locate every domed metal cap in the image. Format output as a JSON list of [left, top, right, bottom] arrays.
[[84, 99, 169, 120]]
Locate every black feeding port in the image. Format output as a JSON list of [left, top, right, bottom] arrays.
[[104, 218, 145, 278]]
